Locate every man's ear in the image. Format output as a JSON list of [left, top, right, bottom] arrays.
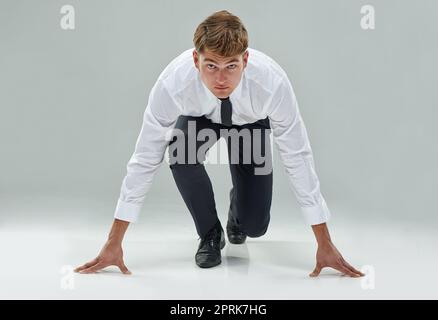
[[242, 50, 249, 68], [193, 49, 199, 70]]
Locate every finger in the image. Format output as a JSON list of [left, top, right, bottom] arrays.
[[309, 264, 323, 277], [117, 261, 132, 275], [335, 263, 360, 277], [79, 262, 107, 274], [74, 259, 98, 272], [74, 258, 98, 272], [341, 259, 365, 277], [342, 264, 364, 277]]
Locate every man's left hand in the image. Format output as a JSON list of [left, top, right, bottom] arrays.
[[309, 241, 365, 278]]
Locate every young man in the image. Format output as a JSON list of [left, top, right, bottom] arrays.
[[75, 10, 364, 277]]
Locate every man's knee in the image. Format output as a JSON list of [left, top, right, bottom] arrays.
[[243, 221, 269, 238], [239, 209, 270, 238]]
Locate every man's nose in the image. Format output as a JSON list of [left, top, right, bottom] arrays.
[[216, 71, 227, 83]]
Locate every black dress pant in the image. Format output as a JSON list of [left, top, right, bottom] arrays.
[[168, 115, 273, 239]]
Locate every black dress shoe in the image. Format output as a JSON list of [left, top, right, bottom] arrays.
[[226, 209, 247, 244], [195, 221, 226, 268]]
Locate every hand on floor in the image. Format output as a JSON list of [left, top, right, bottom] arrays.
[[309, 241, 364, 278], [74, 240, 131, 275]]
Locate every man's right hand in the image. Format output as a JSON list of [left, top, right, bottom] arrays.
[[74, 240, 131, 275]]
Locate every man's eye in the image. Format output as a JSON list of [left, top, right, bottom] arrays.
[[227, 64, 237, 69], [207, 64, 216, 69]]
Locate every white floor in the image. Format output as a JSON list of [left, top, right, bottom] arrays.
[[1, 195, 437, 300]]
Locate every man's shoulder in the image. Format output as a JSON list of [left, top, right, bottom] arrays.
[[246, 47, 289, 88], [155, 48, 198, 93], [158, 48, 196, 79]]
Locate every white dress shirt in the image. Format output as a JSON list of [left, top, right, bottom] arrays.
[[114, 47, 331, 225]]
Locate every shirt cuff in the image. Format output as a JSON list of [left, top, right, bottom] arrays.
[[300, 196, 331, 225], [114, 199, 142, 223]]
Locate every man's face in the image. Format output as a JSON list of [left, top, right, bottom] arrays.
[[193, 48, 248, 99]]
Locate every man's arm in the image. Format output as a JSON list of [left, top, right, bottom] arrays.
[[268, 75, 363, 277], [75, 79, 181, 274], [267, 76, 331, 225], [115, 79, 182, 223]]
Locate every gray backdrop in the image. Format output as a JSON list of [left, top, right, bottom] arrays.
[[1, 0, 437, 228]]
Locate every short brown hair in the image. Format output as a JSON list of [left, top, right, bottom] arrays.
[[193, 10, 248, 57]]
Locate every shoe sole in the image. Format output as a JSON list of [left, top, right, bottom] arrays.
[[227, 233, 247, 244], [227, 236, 246, 244], [197, 260, 221, 268]]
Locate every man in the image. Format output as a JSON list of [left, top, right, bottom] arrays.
[[75, 10, 364, 277]]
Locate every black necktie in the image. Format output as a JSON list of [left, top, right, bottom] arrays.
[[220, 97, 232, 127]]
